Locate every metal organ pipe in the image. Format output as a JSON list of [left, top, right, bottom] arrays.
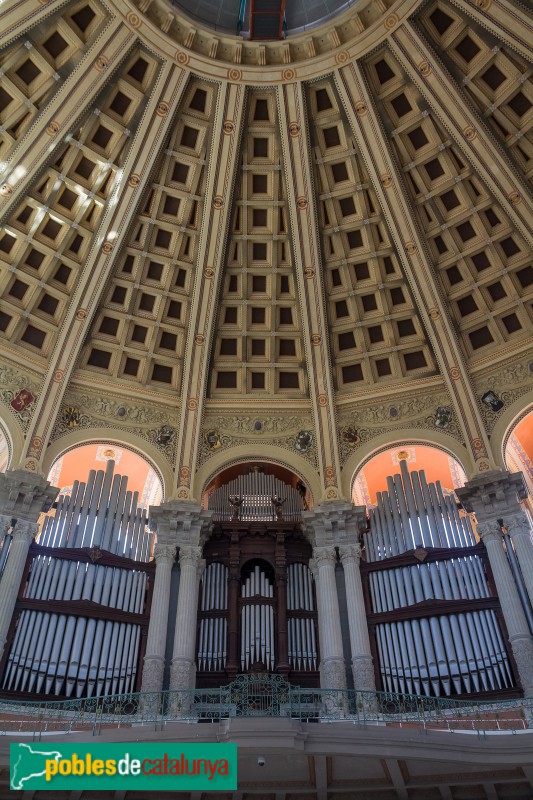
[[197, 563, 229, 672], [1, 460, 154, 698], [367, 463, 513, 698], [286, 563, 316, 673], [208, 474, 304, 521]]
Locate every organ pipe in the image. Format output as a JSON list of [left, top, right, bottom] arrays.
[[2, 460, 153, 698], [208, 473, 304, 521], [366, 462, 513, 697], [197, 562, 229, 672], [286, 563, 317, 672]]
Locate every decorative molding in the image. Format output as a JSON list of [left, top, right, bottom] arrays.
[[472, 359, 532, 433], [198, 415, 318, 469], [337, 390, 463, 466], [0, 364, 40, 432], [50, 390, 180, 465]]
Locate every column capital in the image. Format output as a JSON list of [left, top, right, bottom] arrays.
[[153, 543, 177, 566], [312, 545, 337, 568], [338, 543, 362, 564], [12, 520, 40, 542], [149, 501, 212, 548], [0, 470, 58, 523], [456, 470, 528, 524], [476, 521, 503, 544], [505, 513, 532, 538], [303, 501, 366, 547], [178, 545, 203, 571], [0, 515, 12, 536]]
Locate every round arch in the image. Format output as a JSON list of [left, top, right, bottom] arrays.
[[340, 428, 473, 501], [488, 387, 533, 471], [42, 427, 173, 500], [193, 444, 321, 506], [0, 407, 24, 471]]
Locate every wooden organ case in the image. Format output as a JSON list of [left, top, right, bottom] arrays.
[[197, 473, 319, 688]]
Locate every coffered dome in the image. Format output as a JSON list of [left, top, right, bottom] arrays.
[[0, 0, 531, 501]]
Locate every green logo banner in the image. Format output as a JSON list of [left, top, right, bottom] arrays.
[[10, 742, 237, 791]]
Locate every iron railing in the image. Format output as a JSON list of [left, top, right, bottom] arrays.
[[1, 675, 532, 740]]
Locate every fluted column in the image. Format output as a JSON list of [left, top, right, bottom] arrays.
[[0, 516, 12, 575], [140, 544, 177, 694], [339, 544, 375, 692], [477, 522, 533, 696], [170, 546, 205, 691], [311, 546, 346, 690], [0, 520, 38, 661], [505, 513, 533, 611]]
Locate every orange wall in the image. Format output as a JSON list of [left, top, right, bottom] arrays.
[[353, 445, 466, 506]]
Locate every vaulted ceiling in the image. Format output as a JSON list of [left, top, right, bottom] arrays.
[[0, 0, 531, 502]]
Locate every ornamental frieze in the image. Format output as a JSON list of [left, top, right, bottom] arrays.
[[336, 391, 463, 466], [0, 364, 40, 432], [50, 390, 180, 464], [197, 416, 318, 469], [472, 359, 533, 432]]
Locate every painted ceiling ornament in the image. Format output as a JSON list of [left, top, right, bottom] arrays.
[[60, 406, 81, 428], [434, 406, 453, 429], [204, 429, 222, 450], [294, 430, 313, 453], [10, 389, 35, 412], [341, 425, 360, 446], [481, 390, 504, 412], [155, 425, 175, 445]]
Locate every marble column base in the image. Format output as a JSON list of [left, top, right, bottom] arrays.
[[510, 635, 533, 697], [170, 657, 195, 692], [351, 655, 376, 693], [320, 657, 347, 691], [140, 655, 165, 695]]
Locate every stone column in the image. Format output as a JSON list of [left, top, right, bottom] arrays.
[[477, 521, 533, 695], [170, 546, 204, 691], [312, 546, 346, 690], [0, 516, 13, 575], [505, 512, 533, 610], [339, 544, 376, 692], [140, 543, 176, 694], [0, 520, 39, 661], [457, 468, 533, 623]]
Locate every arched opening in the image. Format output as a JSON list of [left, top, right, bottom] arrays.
[[47, 442, 163, 510], [352, 443, 467, 508], [0, 443, 159, 700], [350, 443, 513, 700], [0, 426, 9, 473], [203, 461, 310, 517], [197, 461, 318, 689], [505, 408, 533, 518]]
